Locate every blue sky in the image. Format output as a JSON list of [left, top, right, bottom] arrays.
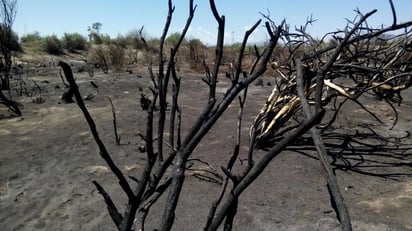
[[13, 0, 412, 45]]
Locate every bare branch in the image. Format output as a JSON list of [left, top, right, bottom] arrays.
[[208, 0, 225, 101], [107, 96, 121, 145], [207, 109, 325, 230], [92, 181, 123, 229], [59, 61, 134, 200], [233, 19, 261, 84], [296, 60, 352, 231], [388, 0, 397, 27]]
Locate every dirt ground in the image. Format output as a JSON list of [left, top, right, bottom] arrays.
[[0, 60, 411, 231]]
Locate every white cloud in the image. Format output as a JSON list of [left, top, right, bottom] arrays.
[[246, 28, 268, 45], [186, 25, 268, 46], [186, 26, 217, 46]]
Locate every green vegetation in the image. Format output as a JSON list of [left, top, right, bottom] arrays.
[[111, 34, 130, 48], [87, 22, 111, 45], [126, 29, 147, 50], [88, 32, 111, 45], [13, 20, 265, 76], [15, 20, 209, 59], [20, 31, 41, 43], [62, 32, 88, 51], [42, 35, 63, 55], [165, 32, 188, 46]]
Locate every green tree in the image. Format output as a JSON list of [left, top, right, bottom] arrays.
[[91, 22, 102, 33], [88, 22, 105, 44]]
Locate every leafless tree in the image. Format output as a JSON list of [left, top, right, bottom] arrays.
[[0, 0, 16, 89], [252, 2, 411, 231], [0, 0, 21, 115], [59, 0, 411, 230]]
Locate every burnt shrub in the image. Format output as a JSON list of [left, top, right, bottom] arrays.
[[89, 46, 109, 73], [89, 44, 125, 73], [108, 44, 125, 72]]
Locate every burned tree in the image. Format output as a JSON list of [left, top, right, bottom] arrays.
[[254, 11, 412, 146], [60, 0, 411, 230], [0, 0, 17, 90], [252, 4, 412, 231], [0, 0, 21, 115]]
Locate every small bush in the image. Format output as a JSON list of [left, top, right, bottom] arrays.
[[126, 30, 146, 50], [62, 33, 88, 51], [89, 32, 111, 45], [21, 31, 42, 43], [89, 44, 125, 73], [100, 34, 112, 44], [42, 35, 63, 55], [89, 46, 109, 73], [185, 38, 206, 72], [112, 34, 130, 48], [165, 32, 187, 47], [108, 44, 125, 72], [187, 38, 205, 59]]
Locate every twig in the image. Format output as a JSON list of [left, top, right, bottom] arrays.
[[59, 69, 70, 87], [207, 109, 325, 230], [107, 96, 121, 145], [93, 181, 123, 229], [134, 176, 173, 231], [388, 0, 397, 27]]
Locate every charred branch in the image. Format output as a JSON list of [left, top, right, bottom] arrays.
[[59, 61, 136, 230]]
